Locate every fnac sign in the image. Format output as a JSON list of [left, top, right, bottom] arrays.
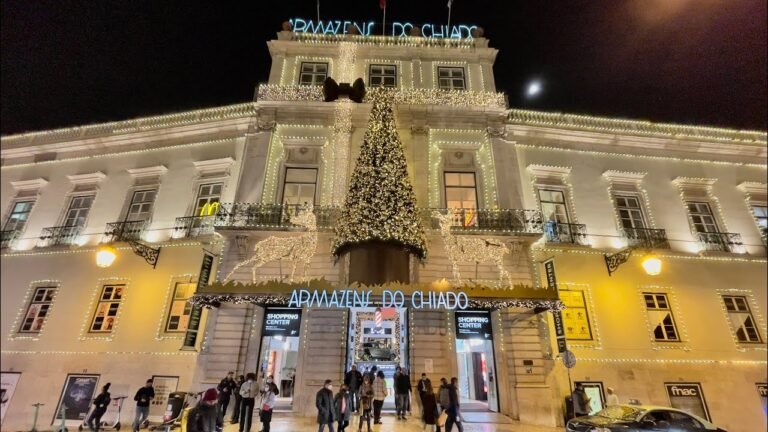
[[199, 202, 220, 216]]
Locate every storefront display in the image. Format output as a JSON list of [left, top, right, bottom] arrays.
[[54, 374, 100, 423], [665, 383, 710, 421]]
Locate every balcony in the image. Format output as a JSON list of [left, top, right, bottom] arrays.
[[103, 220, 147, 243], [420, 208, 543, 234], [215, 204, 339, 230], [38, 225, 81, 247], [1, 230, 20, 249], [622, 227, 670, 249], [545, 221, 590, 245], [696, 231, 744, 253], [174, 215, 216, 238]]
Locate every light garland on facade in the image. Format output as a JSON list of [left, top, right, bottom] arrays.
[[2, 239, 208, 257], [7, 279, 61, 342], [154, 274, 197, 341], [672, 177, 736, 252], [331, 101, 353, 205], [363, 59, 411, 88], [290, 32, 479, 49], [559, 282, 602, 350], [431, 61, 472, 91], [288, 56, 335, 86], [78, 277, 131, 342], [1, 350, 199, 356], [533, 246, 767, 263], [714, 288, 768, 352], [527, 164, 580, 224], [602, 172, 658, 240], [736, 182, 768, 242], [637, 285, 691, 351], [575, 357, 767, 365]]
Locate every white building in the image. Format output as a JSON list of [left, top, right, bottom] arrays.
[[1, 23, 766, 432]]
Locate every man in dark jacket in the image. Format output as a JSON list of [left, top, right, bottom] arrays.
[[394, 367, 412, 420], [444, 377, 464, 432], [316, 379, 336, 432], [87, 383, 111, 432], [216, 372, 236, 423], [132, 379, 155, 432], [187, 388, 218, 432], [230, 375, 244, 424], [343, 365, 362, 413]]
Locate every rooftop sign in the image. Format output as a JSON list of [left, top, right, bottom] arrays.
[[289, 18, 477, 39]]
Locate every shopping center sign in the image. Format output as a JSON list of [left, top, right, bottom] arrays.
[[289, 18, 478, 39], [288, 288, 469, 310]]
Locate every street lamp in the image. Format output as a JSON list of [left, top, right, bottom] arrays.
[[95, 240, 161, 269], [604, 248, 662, 276], [641, 254, 662, 276], [95, 245, 117, 268]]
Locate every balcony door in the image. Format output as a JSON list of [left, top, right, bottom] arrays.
[[125, 189, 157, 222], [615, 195, 646, 229], [538, 189, 570, 224], [282, 168, 317, 209], [63, 195, 94, 228], [687, 202, 719, 233]]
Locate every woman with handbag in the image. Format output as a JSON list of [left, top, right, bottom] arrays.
[[420, 380, 441, 432], [357, 375, 374, 432], [258, 382, 278, 432]]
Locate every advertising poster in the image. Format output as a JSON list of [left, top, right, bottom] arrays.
[[149, 376, 179, 419], [263, 308, 302, 337], [757, 383, 767, 415], [1, 372, 21, 424], [455, 310, 493, 340], [560, 291, 592, 340], [665, 383, 710, 421], [54, 374, 100, 424]]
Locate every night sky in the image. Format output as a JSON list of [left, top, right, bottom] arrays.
[[1, 0, 766, 135]]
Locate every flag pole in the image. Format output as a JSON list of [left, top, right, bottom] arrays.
[[317, 0, 320, 23], [382, 5, 386, 36], [447, 3, 452, 32]]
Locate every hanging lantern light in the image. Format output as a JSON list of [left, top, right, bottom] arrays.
[[642, 254, 662, 276], [95, 245, 117, 268]]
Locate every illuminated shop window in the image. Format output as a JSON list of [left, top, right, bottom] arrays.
[[299, 62, 328, 85], [722, 295, 762, 343], [4, 200, 35, 232], [369, 64, 397, 88], [89, 284, 125, 333], [643, 293, 680, 341], [165, 282, 195, 333], [19, 286, 57, 333], [437, 67, 465, 90]]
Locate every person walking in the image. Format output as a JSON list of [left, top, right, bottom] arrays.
[[132, 379, 155, 432], [87, 383, 111, 432], [605, 387, 619, 406], [217, 372, 237, 424], [316, 379, 336, 432], [372, 371, 386, 425], [344, 365, 362, 413], [367, 366, 378, 386], [420, 380, 441, 432], [417, 373, 429, 401], [333, 384, 352, 432], [394, 367, 411, 420], [444, 378, 463, 432], [357, 375, 374, 432], [187, 388, 219, 432], [259, 382, 278, 432], [231, 375, 245, 424], [438, 378, 450, 412], [571, 383, 591, 417], [238, 373, 258, 432]]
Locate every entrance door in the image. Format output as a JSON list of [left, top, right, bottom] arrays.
[[454, 310, 498, 412], [258, 308, 303, 410]]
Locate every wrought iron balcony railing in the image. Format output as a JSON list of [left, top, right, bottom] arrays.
[[1, 230, 20, 249], [622, 227, 670, 249], [696, 231, 744, 253], [215, 204, 339, 230], [38, 225, 81, 247], [545, 221, 590, 245], [103, 220, 147, 243], [173, 215, 217, 238], [420, 208, 544, 234]]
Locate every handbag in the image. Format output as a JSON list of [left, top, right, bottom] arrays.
[[437, 411, 448, 427]]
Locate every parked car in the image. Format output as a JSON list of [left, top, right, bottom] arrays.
[[566, 405, 726, 432], [359, 341, 397, 361]]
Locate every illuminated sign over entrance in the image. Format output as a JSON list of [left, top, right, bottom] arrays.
[[289, 18, 478, 39], [263, 307, 302, 337], [455, 310, 492, 340], [288, 288, 469, 310]]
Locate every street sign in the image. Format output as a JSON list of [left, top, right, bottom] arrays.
[[562, 350, 576, 369], [544, 259, 557, 289]]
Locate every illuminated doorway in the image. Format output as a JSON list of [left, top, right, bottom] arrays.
[[257, 307, 302, 411], [454, 310, 499, 412]]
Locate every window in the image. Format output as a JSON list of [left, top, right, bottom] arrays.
[[299, 62, 328, 85], [722, 295, 762, 343], [687, 202, 719, 233], [4, 200, 34, 232], [538, 189, 570, 223], [89, 284, 125, 333], [282, 168, 317, 207], [753, 205, 767, 232], [437, 67, 466, 90], [369, 64, 397, 88], [615, 195, 646, 229], [444, 172, 478, 209], [19, 286, 57, 333], [194, 183, 223, 216], [63, 195, 94, 227], [560, 290, 593, 340], [165, 282, 195, 332], [643, 293, 679, 341], [126, 190, 157, 222]]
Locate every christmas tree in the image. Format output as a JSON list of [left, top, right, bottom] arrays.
[[332, 89, 427, 259]]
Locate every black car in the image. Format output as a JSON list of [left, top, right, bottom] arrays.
[[566, 405, 727, 432]]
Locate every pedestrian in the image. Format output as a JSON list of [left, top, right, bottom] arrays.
[[444, 378, 463, 432], [239, 373, 258, 432], [394, 367, 411, 420], [259, 382, 278, 432], [403, 368, 412, 417], [187, 388, 219, 432], [605, 387, 619, 406], [316, 379, 336, 432], [87, 383, 111, 432], [333, 384, 352, 432], [217, 372, 237, 424], [367, 366, 378, 385], [231, 375, 245, 424], [357, 375, 374, 432], [132, 379, 155, 432], [417, 373, 429, 400], [372, 370, 387, 425], [571, 383, 591, 417], [438, 378, 450, 412], [420, 380, 441, 432], [344, 365, 362, 413]]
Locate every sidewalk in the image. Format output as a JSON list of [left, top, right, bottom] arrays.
[[224, 412, 562, 432]]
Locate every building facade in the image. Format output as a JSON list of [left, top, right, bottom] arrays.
[[1, 25, 766, 432]]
